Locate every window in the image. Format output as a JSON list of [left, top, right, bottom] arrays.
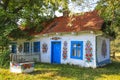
[[11, 43, 17, 53], [24, 42, 30, 53], [71, 41, 83, 59], [33, 42, 40, 53]]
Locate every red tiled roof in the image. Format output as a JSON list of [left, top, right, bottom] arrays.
[[39, 11, 104, 34]]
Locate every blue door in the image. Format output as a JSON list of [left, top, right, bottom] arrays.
[[51, 42, 61, 64]]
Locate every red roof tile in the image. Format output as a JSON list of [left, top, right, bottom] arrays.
[[39, 11, 104, 34]]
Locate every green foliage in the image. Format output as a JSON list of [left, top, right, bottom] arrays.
[[111, 32, 120, 53], [0, 50, 10, 68], [0, 0, 71, 40], [95, 0, 120, 37]]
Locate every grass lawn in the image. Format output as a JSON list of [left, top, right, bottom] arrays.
[[0, 59, 120, 80]]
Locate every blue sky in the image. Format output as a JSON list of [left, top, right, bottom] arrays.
[[55, 0, 99, 16], [69, 0, 99, 13]]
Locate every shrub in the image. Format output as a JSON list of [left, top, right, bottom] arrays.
[[0, 50, 10, 68]]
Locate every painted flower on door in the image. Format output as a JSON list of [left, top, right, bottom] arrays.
[[101, 40, 107, 58], [63, 41, 67, 60], [42, 43, 48, 53], [85, 40, 93, 62]]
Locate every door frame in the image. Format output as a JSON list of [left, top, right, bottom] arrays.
[[51, 41, 61, 64]]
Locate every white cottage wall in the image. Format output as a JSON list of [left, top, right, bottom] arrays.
[[40, 37, 52, 63], [96, 36, 110, 66], [34, 33, 97, 68], [59, 34, 96, 68], [15, 33, 98, 68]]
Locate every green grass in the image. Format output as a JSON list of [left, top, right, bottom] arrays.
[[0, 60, 120, 80]]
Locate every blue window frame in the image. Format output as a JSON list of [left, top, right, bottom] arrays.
[[24, 42, 30, 53], [33, 41, 40, 53], [71, 41, 83, 59]]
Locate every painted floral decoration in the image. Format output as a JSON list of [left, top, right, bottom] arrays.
[[85, 40, 93, 62], [22, 63, 34, 70], [63, 41, 68, 60], [11, 63, 20, 68], [42, 43, 48, 53], [101, 40, 107, 58]]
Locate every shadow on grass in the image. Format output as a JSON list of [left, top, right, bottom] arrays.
[[28, 60, 120, 80]]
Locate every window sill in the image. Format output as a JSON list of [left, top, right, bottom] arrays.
[[70, 56, 83, 60]]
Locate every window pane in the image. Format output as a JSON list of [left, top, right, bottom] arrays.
[[24, 42, 29, 53], [77, 49, 80, 57], [77, 44, 81, 48], [12, 44, 17, 53], [73, 44, 76, 47], [34, 42, 40, 52], [72, 48, 76, 56]]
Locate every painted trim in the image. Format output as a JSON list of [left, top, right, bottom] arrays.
[[97, 59, 111, 66], [51, 41, 61, 64], [70, 41, 83, 60]]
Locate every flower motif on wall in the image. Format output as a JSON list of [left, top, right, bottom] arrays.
[[63, 41, 67, 60], [85, 40, 93, 62], [101, 40, 107, 58], [42, 43, 48, 53]]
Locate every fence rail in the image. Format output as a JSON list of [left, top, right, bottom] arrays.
[[10, 53, 40, 63]]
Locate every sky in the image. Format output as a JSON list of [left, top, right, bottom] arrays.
[[55, 0, 99, 17]]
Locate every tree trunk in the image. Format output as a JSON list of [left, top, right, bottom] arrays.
[[113, 52, 116, 58]]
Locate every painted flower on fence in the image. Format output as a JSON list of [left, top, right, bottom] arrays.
[[85, 40, 93, 62], [11, 63, 20, 67], [101, 40, 107, 58], [42, 43, 48, 53], [11, 62, 20, 68], [63, 41, 67, 60], [22, 63, 34, 70]]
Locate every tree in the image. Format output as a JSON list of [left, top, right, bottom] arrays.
[[95, 0, 120, 37], [0, 0, 71, 50], [95, 0, 120, 55]]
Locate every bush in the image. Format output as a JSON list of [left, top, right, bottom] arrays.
[[0, 50, 10, 68]]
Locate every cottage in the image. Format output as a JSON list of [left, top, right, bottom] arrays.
[[10, 11, 111, 68]]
